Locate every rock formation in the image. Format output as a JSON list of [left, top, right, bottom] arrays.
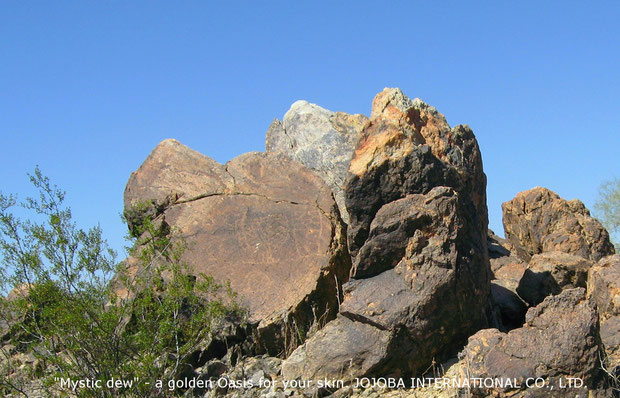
[[282, 88, 492, 382], [4, 88, 619, 398], [124, 139, 350, 355], [102, 89, 620, 396], [502, 187, 614, 262]]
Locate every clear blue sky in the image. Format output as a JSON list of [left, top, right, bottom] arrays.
[[1, 1, 618, 258]]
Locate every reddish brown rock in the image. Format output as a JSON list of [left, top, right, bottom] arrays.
[[123, 140, 350, 355], [457, 288, 606, 397], [502, 187, 614, 262]]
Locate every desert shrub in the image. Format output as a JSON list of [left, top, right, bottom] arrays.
[[595, 177, 620, 252], [0, 168, 243, 397]]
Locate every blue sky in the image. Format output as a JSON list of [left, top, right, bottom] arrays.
[[1, 1, 618, 257]]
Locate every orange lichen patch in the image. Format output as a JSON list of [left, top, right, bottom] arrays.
[[352, 88, 458, 177], [417, 109, 452, 162], [349, 124, 411, 176]]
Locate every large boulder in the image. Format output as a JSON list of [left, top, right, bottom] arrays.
[[285, 89, 490, 381], [457, 288, 606, 397], [265, 100, 368, 224], [284, 185, 491, 380], [124, 139, 351, 355], [345, 88, 488, 260], [502, 187, 615, 262], [281, 315, 406, 384]]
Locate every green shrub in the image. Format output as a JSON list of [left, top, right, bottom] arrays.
[[0, 168, 243, 397]]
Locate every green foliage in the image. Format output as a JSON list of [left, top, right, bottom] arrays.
[[0, 168, 243, 397], [595, 177, 620, 252]]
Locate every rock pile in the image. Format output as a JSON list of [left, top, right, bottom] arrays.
[[118, 88, 618, 396]]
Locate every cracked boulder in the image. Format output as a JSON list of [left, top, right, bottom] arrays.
[[456, 288, 607, 397], [123, 139, 350, 356], [502, 187, 615, 262], [283, 186, 491, 381], [265, 100, 368, 224]]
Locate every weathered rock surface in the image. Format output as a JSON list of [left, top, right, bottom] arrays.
[[124, 139, 350, 355], [265, 100, 368, 224], [502, 187, 615, 262], [284, 185, 491, 380], [283, 89, 491, 381], [587, 254, 620, 374], [345, 88, 488, 260], [588, 254, 620, 320], [281, 315, 406, 384], [516, 251, 593, 306], [486, 231, 528, 331], [457, 288, 606, 397]]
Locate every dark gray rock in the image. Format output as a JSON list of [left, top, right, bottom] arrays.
[[491, 282, 527, 330], [284, 185, 491, 380], [281, 316, 407, 384]]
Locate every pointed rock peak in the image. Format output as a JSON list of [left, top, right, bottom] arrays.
[[283, 100, 334, 121], [145, 138, 211, 165], [370, 88, 446, 126], [513, 186, 560, 202]]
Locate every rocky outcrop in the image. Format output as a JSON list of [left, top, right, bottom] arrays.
[[502, 187, 615, 262], [285, 182, 490, 381], [345, 88, 488, 260], [124, 139, 350, 355], [265, 100, 367, 224], [457, 288, 606, 397], [117, 90, 618, 398], [281, 89, 491, 381]]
